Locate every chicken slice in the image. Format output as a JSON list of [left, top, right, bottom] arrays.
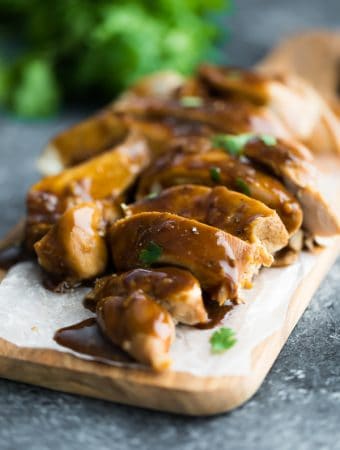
[[137, 141, 303, 236], [126, 185, 288, 254], [198, 64, 340, 154], [198, 64, 272, 105], [109, 212, 272, 304], [96, 292, 175, 371], [86, 267, 208, 325], [114, 96, 291, 140], [26, 133, 150, 249], [38, 72, 184, 175], [38, 111, 129, 175], [34, 203, 108, 283], [243, 137, 340, 236]]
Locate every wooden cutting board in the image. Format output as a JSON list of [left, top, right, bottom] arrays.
[[0, 238, 338, 415], [0, 32, 339, 415]]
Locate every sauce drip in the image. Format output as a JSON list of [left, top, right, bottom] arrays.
[[196, 298, 233, 329], [54, 318, 132, 364]]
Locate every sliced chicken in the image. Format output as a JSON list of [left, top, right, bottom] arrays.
[[137, 141, 303, 236], [109, 212, 272, 304], [126, 185, 289, 254], [26, 133, 150, 249], [34, 203, 108, 283], [243, 137, 340, 236], [198, 64, 272, 105], [198, 64, 340, 154], [86, 267, 208, 325], [96, 292, 175, 371], [38, 72, 185, 176], [114, 96, 291, 139], [38, 111, 129, 175]]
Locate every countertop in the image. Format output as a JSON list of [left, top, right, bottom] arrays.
[[0, 1, 339, 449]]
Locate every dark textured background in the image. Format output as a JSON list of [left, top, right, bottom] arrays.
[[0, 1, 339, 449]]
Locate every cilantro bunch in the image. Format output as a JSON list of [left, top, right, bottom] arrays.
[[0, 0, 229, 117]]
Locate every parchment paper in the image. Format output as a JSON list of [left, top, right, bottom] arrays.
[[0, 156, 338, 377], [0, 252, 319, 376]]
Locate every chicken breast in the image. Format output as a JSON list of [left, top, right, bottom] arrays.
[[96, 292, 175, 371], [86, 267, 208, 325], [198, 64, 340, 154], [38, 71, 185, 175], [243, 137, 340, 236], [26, 133, 150, 249], [126, 185, 288, 254], [109, 212, 273, 304], [38, 111, 129, 175], [137, 141, 303, 236], [34, 203, 108, 283], [114, 95, 290, 140]]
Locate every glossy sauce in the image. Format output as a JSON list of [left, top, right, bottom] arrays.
[[109, 212, 246, 302], [128, 184, 274, 242], [196, 298, 233, 329], [137, 145, 303, 235], [54, 318, 132, 363]]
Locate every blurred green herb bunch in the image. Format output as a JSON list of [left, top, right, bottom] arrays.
[[0, 0, 229, 117]]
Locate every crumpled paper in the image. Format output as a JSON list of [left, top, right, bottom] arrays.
[[0, 252, 318, 376]]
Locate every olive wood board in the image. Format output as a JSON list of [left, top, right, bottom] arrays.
[[0, 238, 338, 416]]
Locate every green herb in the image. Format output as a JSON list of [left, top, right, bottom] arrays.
[[180, 96, 203, 108], [139, 241, 162, 265], [236, 177, 251, 196], [147, 191, 159, 200], [210, 327, 237, 354], [0, 1, 229, 117], [210, 166, 221, 183], [212, 133, 253, 156], [212, 133, 278, 156], [259, 134, 277, 146]]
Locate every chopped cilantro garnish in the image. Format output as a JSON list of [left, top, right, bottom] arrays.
[[139, 241, 162, 265], [236, 177, 251, 196], [212, 133, 253, 156], [259, 134, 277, 146], [180, 96, 203, 108], [210, 327, 237, 354], [212, 133, 277, 156], [210, 166, 221, 183], [147, 191, 159, 200]]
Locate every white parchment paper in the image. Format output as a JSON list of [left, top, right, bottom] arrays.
[[0, 252, 319, 376], [0, 156, 338, 377]]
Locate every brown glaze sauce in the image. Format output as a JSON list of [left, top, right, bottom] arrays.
[[54, 318, 132, 364], [196, 298, 233, 329]]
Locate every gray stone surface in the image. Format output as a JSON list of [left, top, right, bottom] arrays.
[[0, 1, 339, 449]]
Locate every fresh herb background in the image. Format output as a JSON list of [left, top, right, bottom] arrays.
[[0, 0, 231, 117]]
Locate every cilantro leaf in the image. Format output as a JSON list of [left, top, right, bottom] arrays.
[[235, 177, 251, 196], [139, 241, 162, 265], [210, 166, 221, 183], [259, 134, 277, 146], [180, 96, 203, 108], [210, 327, 237, 353], [212, 133, 253, 156], [0, 1, 229, 117], [146, 191, 159, 200], [212, 133, 277, 156]]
